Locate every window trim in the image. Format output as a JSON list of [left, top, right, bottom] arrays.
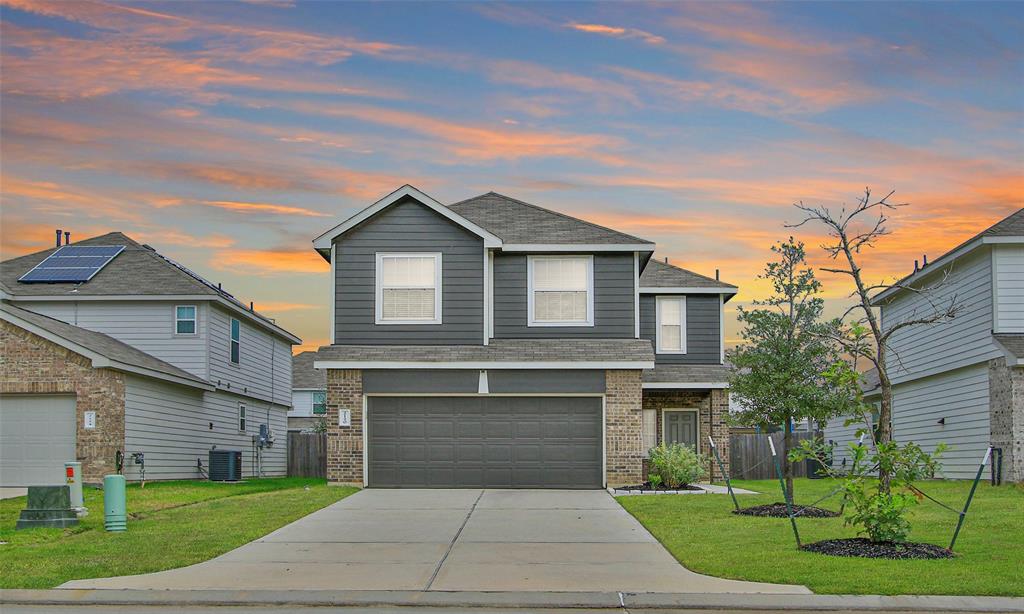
[[174, 304, 197, 336], [229, 317, 241, 365], [312, 390, 327, 416], [238, 401, 247, 432], [374, 252, 443, 325], [655, 295, 687, 354], [527, 254, 595, 327]]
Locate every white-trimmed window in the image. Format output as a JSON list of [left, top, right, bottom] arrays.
[[238, 402, 247, 432], [375, 253, 442, 324], [229, 318, 241, 364], [656, 296, 686, 353], [528, 255, 594, 326], [175, 305, 197, 335]]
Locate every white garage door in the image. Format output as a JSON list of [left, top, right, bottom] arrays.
[[0, 395, 77, 486]]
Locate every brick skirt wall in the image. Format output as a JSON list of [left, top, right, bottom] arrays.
[[1, 320, 126, 483], [325, 369, 363, 484]]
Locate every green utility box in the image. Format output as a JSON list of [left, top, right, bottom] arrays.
[[103, 474, 127, 532], [15, 485, 79, 530]]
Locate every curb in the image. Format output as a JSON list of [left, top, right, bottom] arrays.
[[1, 589, 1022, 611]]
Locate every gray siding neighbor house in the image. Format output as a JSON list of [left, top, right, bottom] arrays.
[[824, 209, 1024, 482], [311, 185, 738, 488], [289, 350, 326, 432], [0, 232, 301, 485]]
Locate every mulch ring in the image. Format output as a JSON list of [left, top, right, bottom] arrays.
[[802, 537, 954, 559], [733, 502, 839, 518], [617, 482, 704, 492]]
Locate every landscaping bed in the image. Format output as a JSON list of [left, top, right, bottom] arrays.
[[0, 477, 357, 589], [616, 482, 704, 493], [801, 537, 953, 559], [733, 502, 839, 518]]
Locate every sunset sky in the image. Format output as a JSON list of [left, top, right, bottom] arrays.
[[1, 1, 1021, 352]]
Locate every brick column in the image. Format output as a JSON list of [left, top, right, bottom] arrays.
[[605, 369, 644, 487], [325, 369, 363, 484], [709, 387, 731, 479]]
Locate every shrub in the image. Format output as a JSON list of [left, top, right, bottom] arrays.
[[648, 443, 708, 488]]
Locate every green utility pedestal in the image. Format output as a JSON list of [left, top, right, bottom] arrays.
[[15, 485, 79, 530]]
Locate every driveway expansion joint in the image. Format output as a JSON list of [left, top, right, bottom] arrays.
[[425, 488, 484, 590]]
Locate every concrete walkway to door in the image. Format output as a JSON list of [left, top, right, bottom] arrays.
[[62, 489, 809, 594]]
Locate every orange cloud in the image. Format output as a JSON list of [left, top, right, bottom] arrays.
[[567, 22, 665, 45], [487, 60, 640, 107], [201, 201, 328, 217], [213, 248, 328, 274]]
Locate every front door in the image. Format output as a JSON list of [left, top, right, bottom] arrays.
[[664, 411, 697, 451]]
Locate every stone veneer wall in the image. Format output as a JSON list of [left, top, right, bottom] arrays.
[[642, 388, 731, 481], [989, 359, 1023, 483], [605, 369, 645, 486], [325, 369, 363, 484], [0, 320, 125, 483]]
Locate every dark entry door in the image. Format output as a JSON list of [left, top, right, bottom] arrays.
[[664, 411, 697, 450], [367, 396, 602, 488]]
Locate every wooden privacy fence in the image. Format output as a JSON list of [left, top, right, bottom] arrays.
[[287, 432, 327, 478], [729, 431, 817, 480]]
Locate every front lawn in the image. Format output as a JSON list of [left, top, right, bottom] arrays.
[[0, 477, 357, 589], [618, 478, 1023, 596]]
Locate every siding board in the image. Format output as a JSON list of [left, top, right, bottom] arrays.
[[639, 294, 721, 364]]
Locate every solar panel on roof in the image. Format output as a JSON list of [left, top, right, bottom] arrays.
[[18, 245, 126, 283]]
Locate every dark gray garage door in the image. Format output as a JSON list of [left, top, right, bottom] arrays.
[[368, 396, 602, 488]]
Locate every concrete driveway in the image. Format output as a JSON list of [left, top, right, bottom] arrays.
[[62, 489, 809, 594]]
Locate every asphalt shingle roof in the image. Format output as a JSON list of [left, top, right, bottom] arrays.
[[640, 259, 737, 289], [1, 301, 209, 388], [292, 351, 326, 389], [448, 192, 654, 246], [317, 338, 655, 364], [994, 334, 1024, 360], [642, 364, 733, 384]]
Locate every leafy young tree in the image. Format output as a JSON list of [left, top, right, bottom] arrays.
[[728, 238, 844, 499]]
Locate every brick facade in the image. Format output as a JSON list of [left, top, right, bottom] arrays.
[[0, 320, 125, 483], [325, 368, 363, 484], [642, 387, 731, 481], [989, 359, 1024, 483], [605, 369, 645, 486]]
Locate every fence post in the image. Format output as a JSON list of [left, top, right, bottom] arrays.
[[770, 435, 801, 548], [709, 436, 739, 511], [949, 446, 990, 552]]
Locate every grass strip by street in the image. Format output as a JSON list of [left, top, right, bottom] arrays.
[[0, 477, 357, 589], [618, 478, 1024, 596]]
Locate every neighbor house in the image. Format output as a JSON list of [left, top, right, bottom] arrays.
[[0, 232, 300, 485], [311, 185, 737, 488], [289, 350, 326, 431], [825, 209, 1024, 482]]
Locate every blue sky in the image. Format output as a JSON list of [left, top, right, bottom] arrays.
[[1, 0, 1021, 350]]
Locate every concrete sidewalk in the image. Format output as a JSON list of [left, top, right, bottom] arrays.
[[3, 588, 1022, 612], [60, 488, 807, 594]]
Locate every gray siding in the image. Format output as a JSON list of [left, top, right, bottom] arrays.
[[823, 410, 874, 471], [123, 376, 287, 481], [882, 249, 1001, 384], [492, 253, 634, 338], [994, 245, 1024, 333], [208, 304, 292, 406], [24, 300, 209, 379], [362, 370, 480, 393], [488, 370, 606, 393], [639, 294, 721, 364], [334, 197, 484, 345]]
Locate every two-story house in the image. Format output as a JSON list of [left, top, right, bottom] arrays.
[[0, 232, 300, 485], [825, 208, 1024, 482], [312, 185, 737, 488]]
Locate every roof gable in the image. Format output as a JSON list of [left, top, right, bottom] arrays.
[[639, 258, 737, 292], [449, 192, 654, 248], [312, 185, 502, 257]]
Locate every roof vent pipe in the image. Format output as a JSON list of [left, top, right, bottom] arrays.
[[664, 256, 668, 264], [914, 259, 919, 273], [715, 269, 720, 280], [64, 231, 70, 245], [923, 254, 928, 267], [250, 301, 254, 311], [56, 229, 63, 247]]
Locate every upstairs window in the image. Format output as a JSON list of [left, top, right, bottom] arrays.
[[175, 305, 197, 335], [528, 255, 593, 326], [312, 391, 327, 415], [238, 402, 246, 432], [375, 253, 442, 324], [230, 318, 241, 364], [656, 296, 686, 354]]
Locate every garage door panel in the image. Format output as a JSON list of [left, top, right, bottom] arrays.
[[0, 395, 77, 487], [368, 396, 602, 488]]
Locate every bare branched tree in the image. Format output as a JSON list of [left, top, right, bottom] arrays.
[[788, 188, 961, 492]]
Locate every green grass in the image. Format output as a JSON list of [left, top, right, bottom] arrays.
[[0, 477, 357, 589], [618, 478, 1024, 596]]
